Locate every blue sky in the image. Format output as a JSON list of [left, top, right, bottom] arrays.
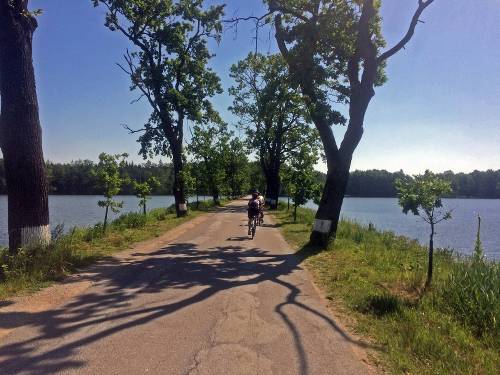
[[25, 0, 500, 174]]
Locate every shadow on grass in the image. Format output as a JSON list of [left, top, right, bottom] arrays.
[[355, 294, 402, 317]]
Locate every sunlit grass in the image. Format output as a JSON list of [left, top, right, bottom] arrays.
[[273, 204, 499, 374]]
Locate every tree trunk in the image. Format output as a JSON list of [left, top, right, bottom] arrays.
[[309, 164, 350, 246], [171, 139, 187, 217], [266, 168, 281, 210], [293, 203, 297, 223], [308, 88, 372, 247], [212, 189, 220, 206], [0, 2, 50, 251], [426, 222, 435, 288], [103, 205, 109, 232], [287, 195, 290, 211], [143, 202, 147, 216]]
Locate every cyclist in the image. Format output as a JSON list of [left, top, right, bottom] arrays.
[[247, 192, 261, 235], [257, 191, 265, 224]]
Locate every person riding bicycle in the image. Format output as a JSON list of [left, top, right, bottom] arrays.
[[247, 192, 261, 235], [256, 191, 265, 224]]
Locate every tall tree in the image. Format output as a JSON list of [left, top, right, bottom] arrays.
[[187, 123, 229, 205], [224, 137, 249, 198], [229, 53, 318, 209], [93, 0, 224, 217], [268, 0, 436, 245], [0, 1, 50, 251]]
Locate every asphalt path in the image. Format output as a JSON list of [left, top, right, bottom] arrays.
[[0, 199, 375, 374]]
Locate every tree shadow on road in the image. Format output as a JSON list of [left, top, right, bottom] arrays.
[[0, 231, 380, 374]]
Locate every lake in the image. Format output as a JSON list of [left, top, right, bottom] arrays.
[[281, 197, 500, 260], [0, 195, 208, 247], [0, 196, 498, 260]]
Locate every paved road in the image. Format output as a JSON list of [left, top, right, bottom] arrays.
[[0, 199, 374, 374]]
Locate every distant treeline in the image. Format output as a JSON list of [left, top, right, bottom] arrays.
[[0, 160, 498, 198], [0, 159, 175, 195], [343, 169, 500, 198]]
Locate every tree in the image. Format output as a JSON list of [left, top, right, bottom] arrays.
[[224, 137, 249, 198], [134, 176, 160, 215], [187, 123, 230, 205], [287, 146, 321, 223], [247, 161, 267, 194], [0, 1, 50, 251], [93, 0, 224, 217], [229, 53, 319, 209], [395, 171, 452, 288], [93, 153, 129, 232], [268, 0, 436, 245], [183, 160, 207, 208]]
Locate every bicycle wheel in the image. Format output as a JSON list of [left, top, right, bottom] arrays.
[[251, 217, 257, 239]]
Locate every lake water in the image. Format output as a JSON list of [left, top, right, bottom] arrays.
[[281, 197, 500, 260], [0, 196, 498, 260], [0, 195, 209, 247]]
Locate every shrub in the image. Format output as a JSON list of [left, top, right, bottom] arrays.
[[112, 212, 147, 229], [151, 208, 168, 221], [83, 223, 105, 242], [0, 240, 74, 282]]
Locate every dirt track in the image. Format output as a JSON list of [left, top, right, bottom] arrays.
[[0, 199, 375, 374]]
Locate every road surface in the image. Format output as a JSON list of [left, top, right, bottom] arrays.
[[0, 199, 375, 374]]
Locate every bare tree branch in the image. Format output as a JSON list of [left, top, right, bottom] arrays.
[[378, 0, 435, 63], [122, 123, 148, 134]]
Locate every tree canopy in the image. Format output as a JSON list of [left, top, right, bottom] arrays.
[[93, 0, 225, 216]]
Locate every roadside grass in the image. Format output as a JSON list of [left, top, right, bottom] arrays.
[[0, 201, 219, 300], [273, 205, 499, 375]]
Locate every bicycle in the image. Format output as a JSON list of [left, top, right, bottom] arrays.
[[258, 210, 264, 226], [249, 214, 259, 239]]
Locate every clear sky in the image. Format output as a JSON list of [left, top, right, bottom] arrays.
[[23, 0, 500, 174]]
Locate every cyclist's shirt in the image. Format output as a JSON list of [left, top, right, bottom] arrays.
[[257, 195, 264, 208], [248, 198, 261, 216]]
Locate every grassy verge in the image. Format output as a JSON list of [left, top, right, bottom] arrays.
[[273, 205, 499, 375], [0, 201, 220, 300]]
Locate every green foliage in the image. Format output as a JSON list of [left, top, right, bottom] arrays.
[[439, 217, 499, 342], [229, 53, 320, 192], [395, 170, 453, 286], [285, 145, 321, 221], [224, 137, 250, 198], [92, 153, 129, 230], [346, 169, 406, 197], [2, 160, 499, 198], [187, 123, 249, 202], [267, 0, 386, 127], [133, 176, 160, 214], [93, 0, 224, 159], [247, 161, 267, 194], [396, 170, 453, 221], [181, 162, 199, 201], [187, 123, 229, 203], [112, 211, 148, 229], [440, 254, 500, 342]]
